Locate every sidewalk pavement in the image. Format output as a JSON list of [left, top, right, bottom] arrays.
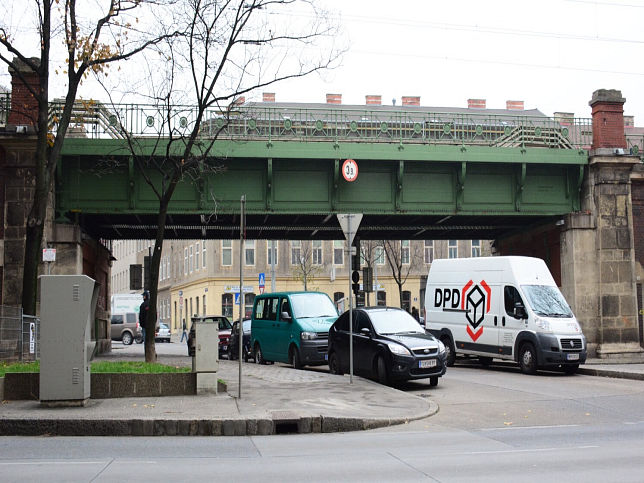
[[1, 352, 643, 437]]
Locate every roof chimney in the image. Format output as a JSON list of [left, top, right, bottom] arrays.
[[365, 95, 381, 105], [262, 92, 275, 103], [554, 112, 574, 126], [402, 96, 420, 107], [589, 89, 626, 149], [506, 100, 524, 110], [8, 56, 40, 127], [624, 115, 634, 128], [326, 93, 342, 104], [232, 96, 245, 106], [467, 98, 486, 109]]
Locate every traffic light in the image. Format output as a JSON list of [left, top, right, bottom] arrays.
[[363, 267, 373, 293], [351, 269, 360, 294], [351, 237, 361, 271], [130, 264, 142, 290]]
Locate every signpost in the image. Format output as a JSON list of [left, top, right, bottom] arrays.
[[337, 214, 363, 384], [259, 272, 265, 295]]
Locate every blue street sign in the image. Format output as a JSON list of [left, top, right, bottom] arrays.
[[234, 292, 240, 305], [259, 272, 265, 287]]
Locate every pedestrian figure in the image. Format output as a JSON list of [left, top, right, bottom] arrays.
[[139, 290, 150, 342], [180, 319, 188, 343], [411, 306, 420, 322]]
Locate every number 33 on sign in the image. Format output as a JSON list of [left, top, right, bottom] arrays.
[[342, 159, 358, 182]]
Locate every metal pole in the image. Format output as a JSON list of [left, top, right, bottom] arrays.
[[270, 240, 276, 292], [238, 195, 245, 399], [348, 216, 353, 384]]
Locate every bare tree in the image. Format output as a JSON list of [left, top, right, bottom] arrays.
[[0, 0, 177, 315], [382, 239, 422, 309], [102, 0, 342, 361], [290, 241, 322, 291]]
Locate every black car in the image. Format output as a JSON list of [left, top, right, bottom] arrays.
[[328, 307, 447, 386], [227, 319, 253, 362]]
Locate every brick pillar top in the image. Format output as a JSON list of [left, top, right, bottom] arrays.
[[326, 93, 342, 104], [506, 100, 524, 110], [365, 95, 381, 105], [8, 56, 40, 127], [262, 92, 275, 102], [468, 98, 486, 109], [589, 89, 626, 149], [402, 96, 420, 106]]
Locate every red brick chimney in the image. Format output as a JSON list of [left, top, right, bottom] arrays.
[[468, 98, 486, 109], [262, 92, 275, 103], [589, 89, 626, 149], [506, 100, 524, 110], [8, 57, 40, 127], [232, 96, 245, 106], [326, 93, 342, 104], [402, 96, 420, 107], [365, 95, 381, 105]]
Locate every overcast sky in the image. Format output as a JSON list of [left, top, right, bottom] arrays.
[[275, 0, 644, 122], [2, 0, 643, 123]]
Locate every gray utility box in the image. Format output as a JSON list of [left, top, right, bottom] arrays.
[[39, 275, 98, 406], [193, 321, 219, 394]]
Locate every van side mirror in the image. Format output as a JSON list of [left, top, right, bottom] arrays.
[[281, 311, 292, 321], [514, 302, 527, 319], [360, 327, 371, 337]]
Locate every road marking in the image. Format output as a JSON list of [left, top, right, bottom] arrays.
[[0, 461, 108, 466], [478, 424, 580, 431], [463, 445, 598, 455]]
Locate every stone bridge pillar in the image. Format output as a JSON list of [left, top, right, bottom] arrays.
[[561, 89, 642, 359]]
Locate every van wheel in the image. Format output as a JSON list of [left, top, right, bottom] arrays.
[[122, 332, 133, 345], [563, 364, 579, 375], [441, 336, 456, 367], [479, 356, 493, 367], [519, 343, 538, 375], [254, 343, 265, 365], [290, 346, 302, 370], [429, 376, 439, 387], [329, 352, 343, 375], [376, 356, 390, 386]]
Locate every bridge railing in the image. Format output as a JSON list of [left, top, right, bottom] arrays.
[[48, 100, 594, 149]]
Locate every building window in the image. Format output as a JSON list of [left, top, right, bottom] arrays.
[[245, 240, 255, 266], [267, 241, 278, 266], [377, 291, 386, 306], [312, 240, 323, 265], [244, 293, 255, 319], [291, 240, 302, 265], [222, 293, 233, 317], [184, 247, 188, 275], [401, 240, 410, 264], [471, 240, 481, 257], [333, 240, 344, 265], [334, 291, 345, 312], [402, 290, 411, 312], [222, 240, 232, 266], [195, 296, 199, 316], [375, 246, 385, 265], [202, 242, 206, 268], [189, 245, 194, 272], [424, 240, 434, 264], [203, 296, 206, 314], [448, 240, 458, 259], [195, 242, 200, 270]]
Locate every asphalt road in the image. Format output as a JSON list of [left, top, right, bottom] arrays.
[[3, 344, 644, 482]]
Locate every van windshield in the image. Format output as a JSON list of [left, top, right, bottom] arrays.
[[521, 285, 573, 318], [290, 293, 338, 319]]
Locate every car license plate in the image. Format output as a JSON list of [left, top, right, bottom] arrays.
[[222, 345, 227, 351], [325, 354, 328, 361], [419, 359, 437, 369], [567, 353, 579, 361]]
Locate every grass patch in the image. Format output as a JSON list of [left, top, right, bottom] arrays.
[[0, 360, 189, 377]]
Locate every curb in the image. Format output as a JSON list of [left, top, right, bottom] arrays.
[[577, 367, 644, 381], [0, 400, 438, 437]]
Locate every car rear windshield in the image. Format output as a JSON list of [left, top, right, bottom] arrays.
[[290, 293, 338, 319], [369, 310, 425, 335]]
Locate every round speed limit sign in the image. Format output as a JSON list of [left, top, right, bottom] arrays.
[[342, 159, 358, 182]]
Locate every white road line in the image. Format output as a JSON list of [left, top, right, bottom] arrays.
[[0, 461, 108, 466], [478, 424, 580, 431], [463, 445, 599, 455]]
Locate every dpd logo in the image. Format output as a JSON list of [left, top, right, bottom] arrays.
[[433, 279, 491, 342]]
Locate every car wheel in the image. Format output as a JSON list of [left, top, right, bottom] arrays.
[[479, 356, 493, 367], [329, 352, 343, 375], [243, 350, 249, 363], [290, 346, 302, 370], [227, 344, 236, 360], [519, 343, 538, 375], [135, 335, 143, 344], [429, 376, 439, 387], [255, 343, 265, 365], [441, 336, 456, 367], [376, 356, 390, 386], [563, 364, 579, 375], [122, 332, 133, 345]]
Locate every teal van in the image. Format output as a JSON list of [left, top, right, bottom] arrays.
[[251, 291, 339, 368]]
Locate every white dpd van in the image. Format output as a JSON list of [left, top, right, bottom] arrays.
[[424, 256, 586, 374]]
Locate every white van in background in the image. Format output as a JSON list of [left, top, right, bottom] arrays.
[[424, 256, 586, 374]]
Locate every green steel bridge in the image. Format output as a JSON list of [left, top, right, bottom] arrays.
[[51, 99, 606, 241]]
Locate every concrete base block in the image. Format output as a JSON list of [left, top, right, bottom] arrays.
[[196, 372, 218, 395], [596, 342, 644, 361]]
